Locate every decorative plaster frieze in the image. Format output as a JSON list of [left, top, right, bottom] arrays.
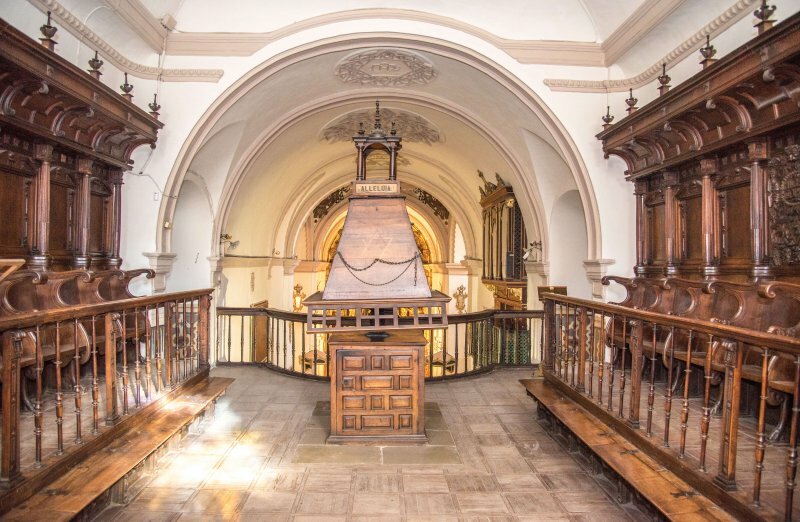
[[543, 0, 757, 93], [334, 49, 436, 87], [322, 107, 440, 144], [27, 0, 224, 82], [102, 0, 167, 53]]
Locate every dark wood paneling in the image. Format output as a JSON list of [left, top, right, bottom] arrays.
[[0, 171, 29, 254]]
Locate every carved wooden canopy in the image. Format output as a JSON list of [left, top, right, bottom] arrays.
[[597, 11, 800, 181], [0, 18, 162, 169]]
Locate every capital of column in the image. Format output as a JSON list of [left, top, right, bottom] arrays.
[[143, 251, 177, 293], [583, 259, 616, 301], [460, 258, 482, 276], [282, 258, 301, 275]]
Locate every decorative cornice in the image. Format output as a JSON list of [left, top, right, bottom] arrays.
[[102, 0, 167, 53], [27, 0, 223, 82], [601, 0, 686, 64], [543, 0, 757, 93]]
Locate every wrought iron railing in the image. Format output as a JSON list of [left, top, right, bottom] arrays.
[[215, 307, 543, 380]]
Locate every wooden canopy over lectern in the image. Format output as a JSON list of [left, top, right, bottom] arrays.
[[304, 102, 449, 443]]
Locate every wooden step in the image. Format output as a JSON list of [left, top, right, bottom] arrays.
[[520, 378, 735, 521], [2, 376, 234, 521]]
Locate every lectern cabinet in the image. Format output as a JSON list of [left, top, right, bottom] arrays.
[[328, 330, 426, 443]]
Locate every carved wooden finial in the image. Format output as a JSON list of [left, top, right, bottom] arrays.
[[699, 34, 717, 69], [148, 93, 161, 119], [39, 11, 57, 51], [625, 88, 638, 114], [602, 105, 614, 129], [87, 50, 103, 80], [754, 0, 777, 34], [119, 73, 134, 102], [657, 63, 671, 96]]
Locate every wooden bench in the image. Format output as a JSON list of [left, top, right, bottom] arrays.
[[1, 376, 233, 520], [521, 378, 736, 520]]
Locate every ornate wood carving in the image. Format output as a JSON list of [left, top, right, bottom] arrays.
[[767, 143, 800, 266], [598, 12, 800, 281], [0, 18, 161, 270]]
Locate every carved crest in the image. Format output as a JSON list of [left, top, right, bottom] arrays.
[[767, 144, 800, 266], [335, 49, 436, 87]]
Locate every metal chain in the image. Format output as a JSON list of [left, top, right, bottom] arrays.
[[336, 251, 419, 286]]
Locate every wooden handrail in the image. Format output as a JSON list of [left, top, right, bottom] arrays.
[[0, 288, 213, 331], [542, 292, 800, 353], [0, 260, 25, 285]]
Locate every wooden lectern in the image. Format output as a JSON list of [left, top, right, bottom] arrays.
[[304, 102, 449, 444]]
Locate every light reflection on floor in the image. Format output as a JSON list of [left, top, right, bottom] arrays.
[[98, 367, 642, 521]]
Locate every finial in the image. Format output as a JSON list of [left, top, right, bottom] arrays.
[[371, 100, 385, 137], [699, 34, 717, 68], [625, 88, 638, 114], [657, 63, 671, 96], [87, 50, 103, 79], [602, 106, 614, 128], [390, 121, 397, 136], [148, 93, 161, 119], [358, 122, 365, 135], [39, 10, 58, 50], [120, 72, 134, 101], [754, 0, 776, 34]]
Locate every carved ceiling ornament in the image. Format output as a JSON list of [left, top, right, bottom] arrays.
[[321, 108, 441, 145], [767, 144, 800, 266], [335, 48, 436, 87]]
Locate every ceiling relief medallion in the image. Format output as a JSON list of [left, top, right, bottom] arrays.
[[322, 108, 440, 145], [335, 49, 436, 87]]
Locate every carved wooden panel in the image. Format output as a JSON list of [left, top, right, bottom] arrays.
[[767, 143, 800, 266], [0, 170, 31, 256], [646, 203, 666, 264], [721, 185, 751, 262], [329, 331, 425, 442]]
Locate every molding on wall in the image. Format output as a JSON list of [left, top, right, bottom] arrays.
[[601, 0, 686, 64], [543, 0, 758, 93], [27, 0, 224, 82], [103, 0, 167, 52]]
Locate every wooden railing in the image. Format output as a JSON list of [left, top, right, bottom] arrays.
[[0, 289, 212, 502], [216, 307, 543, 380], [542, 293, 800, 521]]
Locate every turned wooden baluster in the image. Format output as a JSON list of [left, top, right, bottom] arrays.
[[554, 303, 562, 377], [121, 310, 129, 415], [165, 302, 174, 390], [714, 339, 743, 491], [753, 347, 769, 506], [73, 318, 82, 444], [587, 309, 595, 398], [577, 306, 587, 392], [144, 305, 152, 399], [1, 331, 24, 485], [699, 335, 715, 472], [664, 327, 676, 448], [627, 319, 644, 429], [618, 316, 628, 418], [785, 355, 800, 520], [34, 327, 43, 466], [134, 308, 141, 407], [155, 305, 162, 393], [55, 322, 64, 454], [104, 313, 119, 426], [91, 317, 99, 435], [607, 313, 616, 412], [679, 330, 694, 458], [646, 324, 657, 437], [199, 294, 211, 370], [597, 312, 605, 406], [543, 299, 555, 372]]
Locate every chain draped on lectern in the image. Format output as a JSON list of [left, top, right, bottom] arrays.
[[336, 251, 420, 287]]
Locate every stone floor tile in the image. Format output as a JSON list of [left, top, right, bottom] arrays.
[[305, 472, 352, 492], [445, 473, 500, 492], [351, 493, 402, 515], [293, 445, 381, 464], [402, 473, 450, 493], [403, 493, 458, 515], [354, 473, 401, 492], [240, 491, 297, 513], [505, 491, 564, 515], [294, 492, 349, 515], [254, 469, 306, 491], [453, 492, 510, 514], [181, 489, 248, 513], [382, 445, 461, 465]]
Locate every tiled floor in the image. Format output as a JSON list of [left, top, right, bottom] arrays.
[[98, 367, 644, 521]]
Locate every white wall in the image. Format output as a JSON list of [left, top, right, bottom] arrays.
[[169, 180, 214, 292], [549, 191, 592, 299]]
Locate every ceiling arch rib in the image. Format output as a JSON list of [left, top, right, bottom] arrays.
[[158, 33, 603, 267]]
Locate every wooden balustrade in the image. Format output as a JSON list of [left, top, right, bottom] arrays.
[[0, 286, 212, 509], [542, 287, 800, 521], [216, 306, 543, 380]]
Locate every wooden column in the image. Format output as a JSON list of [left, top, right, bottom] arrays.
[[108, 169, 123, 268], [715, 340, 743, 490], [663, 171, 680, 276], [700, 157, 720, 279], [748, 140, 771, 279], [634, 180, 647, 276], [29, 143, 54, 270], [104, 313, 119, 425], [73, 157, 93, 269]]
